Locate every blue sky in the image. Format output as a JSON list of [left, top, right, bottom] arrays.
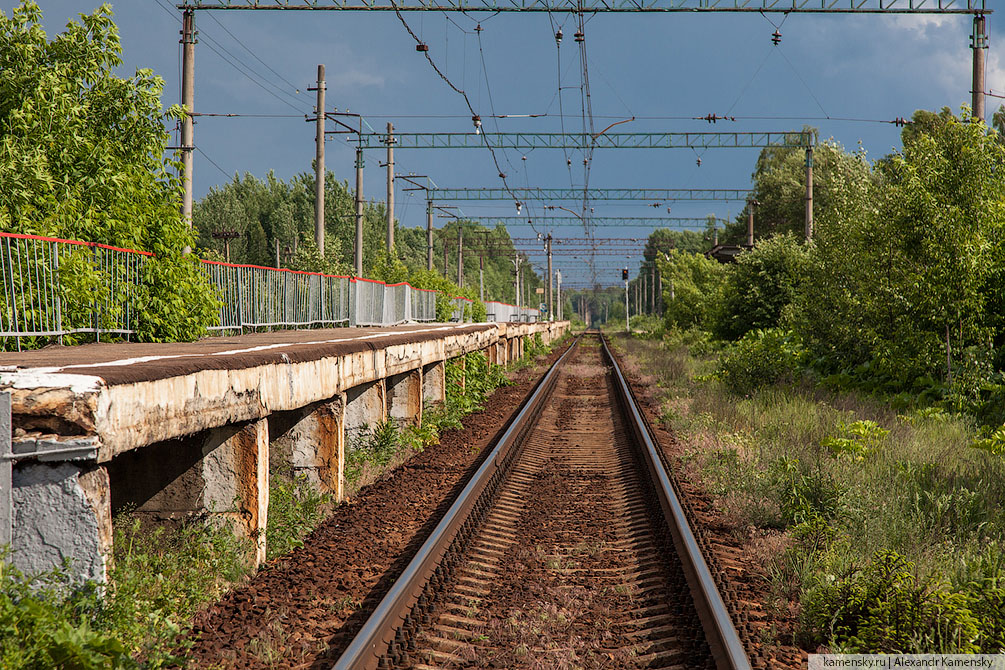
[[30, 1, 1005, 288]]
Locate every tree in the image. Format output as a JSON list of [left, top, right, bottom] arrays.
[[715, 233, 810, 340], [792, 107, 1005, 383], [722, 132, 873, 244], [658, 249, 728, 331], [0, 2, 217, 344]]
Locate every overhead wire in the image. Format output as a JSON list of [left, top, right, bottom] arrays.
[[204, 11, 310, 101], [154, 0, 305, 112], [386, 0, 540, 234]]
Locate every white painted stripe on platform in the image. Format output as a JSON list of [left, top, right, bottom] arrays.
[[0, 324, 487, 388]]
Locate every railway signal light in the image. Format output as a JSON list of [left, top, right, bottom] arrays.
[[622, 268, 629, 281]]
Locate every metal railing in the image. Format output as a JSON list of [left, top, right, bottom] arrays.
[[1, 233, 151, 344], [0, 233, 460, 349], [484, 300, 541, 323]]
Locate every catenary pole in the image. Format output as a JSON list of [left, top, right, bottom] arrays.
[[354, 147, 364, 276], [973, 14, 988, 122], [546, 234, 553, 321], [426, 200, 434, 271], [314, 64, 326, 256], [386, 122, 395, 252], [805, 147, 814, 241], [457, 227, 463, 287], [181, 9, 196, 253]]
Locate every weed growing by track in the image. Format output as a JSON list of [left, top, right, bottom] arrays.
[[266, 469, 332, 561], [0, 515, 253, 669], [616, 333, 1005, 654], [345, 349, 516, 488]]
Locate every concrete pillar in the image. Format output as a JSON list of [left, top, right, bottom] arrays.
[[269, 395, 346, 502], [345, 380, 387, 445], [387, 369, 423, 428], [422, 361, 446, 407], [12, 462, 111, 582], [106, 418, 270, 566]]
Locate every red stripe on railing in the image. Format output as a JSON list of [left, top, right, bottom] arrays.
[[200, 258, 350, 279], [0, 232, 155, 256], [0, 231, 492, 316]]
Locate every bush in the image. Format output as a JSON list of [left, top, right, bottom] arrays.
[[715, 233, 809, 340], [0, 559, 135, 670], [266, 470, 332, 560], [800, 550, 980, 653], [716, 328, 806, 394], [770, 457, 844, 527]]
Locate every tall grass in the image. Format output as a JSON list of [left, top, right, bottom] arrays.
[[618, 335, 1005, 654]]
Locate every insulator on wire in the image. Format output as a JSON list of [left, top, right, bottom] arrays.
[[416, 43, 429, 52], [696, 157, 702, 167], [555, 28, 563, 45], [574, 30, 584, 43], [567, 158, 572, 166], [475, 23, 483, 32], [472, 115, 482, 134], [498, 172, 507, 179], [771, 29, 781, 45], [893, 117, 910, 127]]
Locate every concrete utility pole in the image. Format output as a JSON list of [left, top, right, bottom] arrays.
[[746, 199, 756, 247], [625, 275, 630, 333], [314, 64, 326, 256], [479, 255, 484, 302], [385, 122, 395, 253], [443, 231, 449, 276], [805, 147, 814, 242], [650, 263, 656, 314], [180, 9, 196, 251], [426, 200, 434, 271], [513, 257, 522, 313], [973, 14, 988, 123], [642, 270, 647, 315], [354, 147, 364, 276], [546, 234, 553, 321], [657, 269, 662, 314], [556, 270, 562, 320], [456, 227, 463, 288]]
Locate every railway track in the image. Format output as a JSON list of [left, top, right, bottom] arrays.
[[333, 334, 750, 670]]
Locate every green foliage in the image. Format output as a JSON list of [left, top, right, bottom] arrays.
[[287, 239, 351, 276], [722, 134, 873, 243], [658, 248, 728, 331], [800, 551, 980, 653], [715, 233, 809, 340], [715, 328, 806, 394], [821, 420, 889, 460], [266, 471, 332, 560], [792, 108, 1005, 387], [0, 559, 135, 670], [106, 515, 252, 665], [0, 2, 218, 347], [0, 513, 254, 669], [770, 457, 844, 527], [971, 424, 1005, 456], [345, 421, 405, 485]]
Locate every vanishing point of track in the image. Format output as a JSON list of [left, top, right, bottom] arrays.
[[333, 334, 751, 670]]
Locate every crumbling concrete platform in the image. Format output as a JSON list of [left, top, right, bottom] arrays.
[[0, 321, 568, 581]]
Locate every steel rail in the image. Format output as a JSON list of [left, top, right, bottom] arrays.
[[332, 335, 581, 670], [601, 334, 750, 670], [331, 333, 751, 669]]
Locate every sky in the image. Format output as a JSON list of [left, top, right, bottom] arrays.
[[28, 1, 1005, 289]]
